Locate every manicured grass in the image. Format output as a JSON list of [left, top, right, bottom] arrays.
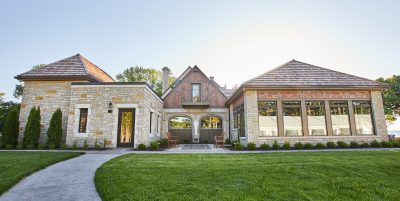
[[95, 151, 400, 201], [0, 151, 83, 195]]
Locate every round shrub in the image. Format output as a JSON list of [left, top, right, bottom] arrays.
[[60, 143, 67, 150], [381, 141, 393, 148], [48, 144, 56, 150], [159, 138, 168, 146], [304, 143, 313, 149], [260, 143, 269, 150], [370, 140, 381, 148], [294, 142, 304, 149], [360, 142, 370, 148], [349, 141, 359, 148], [26, 144, 36, 150], [247, 142, 256, 150], [72, 142, 78, 150], [138, 143, 146, 150], [315, 143, 325, 149], [225, 139, 231, 145], [5, 144, 14, 149], [235, 143, 244, 150], [282, 141, 291, 150], [38, 143, 48, 149], [326, 142, 335, 149], [393, 141, 400, 148], [150, 141, 159, 150], [272, 140, 280, 150], [16, 144, 24, 149], [337, 141, 348, 148]]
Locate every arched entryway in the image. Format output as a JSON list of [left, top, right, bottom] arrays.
[[199, 116, 223, 144], [169, 116, 192, 144]]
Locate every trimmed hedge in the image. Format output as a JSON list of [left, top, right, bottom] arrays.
[[294, 142, 304, 149], [247, 142, 256, 150], [260, 143, 269, 150], [315, 143, 325, 149], [326, 142, 335, 149], [282, 141, 291, 150]]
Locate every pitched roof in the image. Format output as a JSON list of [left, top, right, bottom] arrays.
[[15, 54, 115, 82], [242, 60, 386, 88]]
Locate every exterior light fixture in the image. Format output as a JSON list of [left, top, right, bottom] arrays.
[[108, 102, 113, 113]]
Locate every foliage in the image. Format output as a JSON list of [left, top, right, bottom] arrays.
[[95, 140, 102, 150], [377, 75, 400, 122], [158, 138, 168, 146], [115, 66, 176, 96], [23, 106, 41, 149], [294, 142, 304, 149], [349, 141, 360, 148], [138, 144, 146, 150], [38, 144, 48, 149], [46, 108, 63, 148], [381, 141, 393, 148], [0, 99, 19, 133], [16, 144, 23, 149], [360, 142, 370, 148], [260, 143, 269, 150], [224, 139, 231, 145], [304, 143, 313, 149], [72, 141, 78, 150], [336, 141, 348, 148], [83, 139, 88, 150], [370, 140, 381, 148], [247, 142, 256, 150], [150, 141, 159, 150], [326, 142, 336, 149], [282, 141, 291, 150], [315, 143, 325, 149], [393, 140, 400, 148], [5, 144, 15, 149], [61, 143, 67, 150], [272, 140, 280, 150], [234, 141, 243, 150], [2, 105, 20, 147]]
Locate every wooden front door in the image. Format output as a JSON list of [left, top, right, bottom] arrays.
[[117, 109, 135, 147]]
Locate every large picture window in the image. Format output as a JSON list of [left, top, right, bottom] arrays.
[[192, 84, 201, 103], [78, 108, 88, 133], [258, 101, 278, 136], [169, 116, 192, 129], [330, 101, 351, 135], [283, 101, 302, 136], [201, 116, 222, 129], [306, 101, 327, 136], [235, 104, 245, 137], [353, 101, 374, 135]]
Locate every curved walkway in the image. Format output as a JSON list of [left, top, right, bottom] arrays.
[[0, 153, 121, 201]]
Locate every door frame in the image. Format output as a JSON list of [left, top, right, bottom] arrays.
[[117, 108, 135, 147]]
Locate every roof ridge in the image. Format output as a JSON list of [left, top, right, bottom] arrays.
[[78, 54, 115, 82], [77, 53, 90, 76]]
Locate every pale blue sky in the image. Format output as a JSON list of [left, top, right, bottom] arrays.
[[0, 0, 399, 129]]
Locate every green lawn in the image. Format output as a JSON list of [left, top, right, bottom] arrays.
[[0, 151, 83, 195], [95, 151, 400, 201]]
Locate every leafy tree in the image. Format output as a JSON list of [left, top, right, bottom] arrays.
[[116, 66, 176, 96], [23, 106, 41, 148], [0, 93, 18, 133], [13, 64, 46, 99], [47, 108, 62, 148], [2, 105, 20, 147], [377, 75, 400, 122]]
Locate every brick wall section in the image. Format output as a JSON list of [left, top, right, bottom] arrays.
[[18, 81, 79, 144], [371, 90, 388, 139], [66, 85, 163, 148]]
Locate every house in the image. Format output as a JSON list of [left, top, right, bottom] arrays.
[[15, 54, 388, 148]]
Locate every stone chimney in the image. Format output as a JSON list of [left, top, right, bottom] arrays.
[[162, 66, 170, 94], [209, 76, 214, 81]]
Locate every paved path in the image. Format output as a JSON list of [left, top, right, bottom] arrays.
[[0, 153, 121, 201]]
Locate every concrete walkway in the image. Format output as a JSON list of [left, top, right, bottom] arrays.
[[0, 153, 122, 201]]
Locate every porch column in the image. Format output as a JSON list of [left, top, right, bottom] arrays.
[[371, 91, 388, 139], [244, 90, 258, 144]]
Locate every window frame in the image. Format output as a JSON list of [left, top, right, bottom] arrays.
[[191, 83, 201, 103], [282, 101, 303, 136], [257, 101, 278, 137], [352, 100, 375, 135], [329, 100, 352, 136], [78, 108, 88, 133], [306, 100, 327, 136]]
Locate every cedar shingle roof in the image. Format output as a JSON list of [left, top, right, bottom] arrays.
[[15, 54, 115, 82], [242, 60, 386, 88]]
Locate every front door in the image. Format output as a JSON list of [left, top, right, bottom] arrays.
[[117, 109, 135, 147]]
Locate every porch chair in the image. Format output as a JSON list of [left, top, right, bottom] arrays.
[[166, 132, 179, 148], [214, 132, 225, 148]]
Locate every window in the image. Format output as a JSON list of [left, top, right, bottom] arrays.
[[283, 101, 302, 136], [78, 108, 88, 133], [258, 101, 278, 136], [330, 101, 351, 135], [233, 110, 238, 128], [192, 84, 201, 102], [201, 116, 222, 129], [236, 104, 245, 137], [169, 116, 192, 129], [149, 111, 153, 133], [306, 101, 327, 136], [353, 101, 374, 135]]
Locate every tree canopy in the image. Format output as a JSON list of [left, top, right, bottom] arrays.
[[116, 66, 176, 96], [377, 75, 400, 122]]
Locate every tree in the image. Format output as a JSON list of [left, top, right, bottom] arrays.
[[116, 66, 176, 96], [2, 105, 20, 147], [47, 108, 62, 148], [0, 93, 18, 133], [23, 106, 41, 148], [13, 64, 46, 99], [377, 75, 400, 122]]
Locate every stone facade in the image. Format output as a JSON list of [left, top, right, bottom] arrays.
[[65, 84, 163, 148]]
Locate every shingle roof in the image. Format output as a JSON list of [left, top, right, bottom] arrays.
[[15, 54, 115, 82], [242, 60, 386, 88]]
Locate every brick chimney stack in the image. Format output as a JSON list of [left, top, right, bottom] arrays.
[[162, 66, 170, 94]]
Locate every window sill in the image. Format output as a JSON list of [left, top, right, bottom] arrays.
[[75, 132, 88, 138]]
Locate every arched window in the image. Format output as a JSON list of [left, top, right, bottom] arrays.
[[200, 116, 222, 129], [169, 116, 192, 129]]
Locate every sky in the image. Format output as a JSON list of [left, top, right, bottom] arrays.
[[0, 0, 399, 130]]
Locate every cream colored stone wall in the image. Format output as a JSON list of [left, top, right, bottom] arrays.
[[371, 90, 388, 140], [18, 81, 78, 144], [65, 84, 163, 148]]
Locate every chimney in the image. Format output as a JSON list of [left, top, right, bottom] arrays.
[[162, 66, 170, 94], [209, 76, 214, 81]]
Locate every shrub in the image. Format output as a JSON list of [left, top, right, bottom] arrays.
[[272, 140, 280, 150], [38, 143, 48, 149], [370, 140, 381, 148], [16, 144, 24, 149], [225, 139, 231, 145], [381, 141, 393, 148], [203, 140, 208, 144], [260, 143, 269, 150], [304, 143, 313, 149], [103, 139, 108, 149], [349, 141, 360, 148], [326, 142, 335, 149], [183, 140, 189, 144], [294, 142, 304, 149], [337, 141, 348, 148], [282, 141, 291, 150], [150, 141, 159, 150], [315, 143, 325, 149], [393, 140, 400, 148], [60, 143, 67, 150], [234, 143, 243, 150], [5, 144, 14, 149], [46, 108, 62, 148], [23, 106, 41, 149], [48, 144, 56, 150], [0, 136, 3, 149], [138, 143, 146, 150], [72, 141, 78, 150], [360, 142, 370, 148], [2, 105, 20, 147], [159, 138, 168, 146], [83, 139, 88, 150], [95, 140, 102, 150], [247, 142, 256, 150]]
